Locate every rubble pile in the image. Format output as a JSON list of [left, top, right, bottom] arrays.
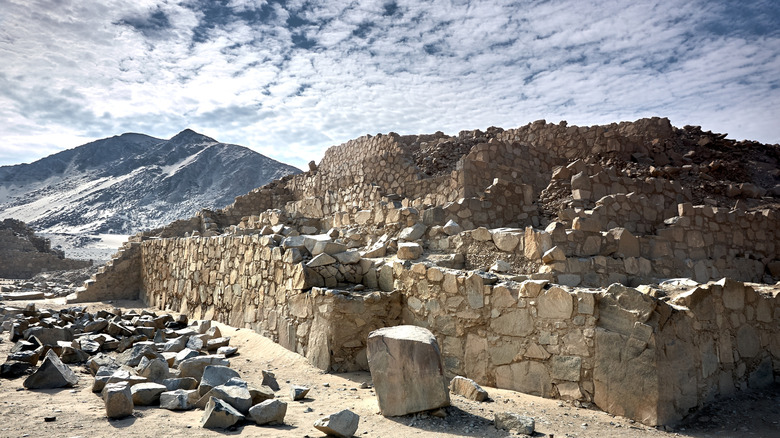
[[0, 303, 359, 433]]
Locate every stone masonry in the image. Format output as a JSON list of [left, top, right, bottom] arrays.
[[68, 117, 780, 426]]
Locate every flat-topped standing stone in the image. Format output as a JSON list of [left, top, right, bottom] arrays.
[[201, 397, 244, 429], [367, 325, 450, 416], [23, 349, 79, 389], [314, 409, 360, 438], [104, 382, 134, 419], [248, 399, 287, 425]]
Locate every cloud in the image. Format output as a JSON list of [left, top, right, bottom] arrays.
[[0, 0, 778, 170]]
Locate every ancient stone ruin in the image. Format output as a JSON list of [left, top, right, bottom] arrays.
[[0, 219, 91, 279], [67, 117, 779, 426]]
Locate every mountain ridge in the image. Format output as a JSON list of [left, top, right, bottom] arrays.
[[0, 129, 301, 235]]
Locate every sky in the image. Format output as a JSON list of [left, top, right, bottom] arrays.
[[0, 0, 778, 170]]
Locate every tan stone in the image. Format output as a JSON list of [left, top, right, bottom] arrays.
[[542, 246, 566, 264], [495, 361, 551, 397], [490, 309, 533, 336], [717, 278, 745, 310], [491, 228, 522, 252], [537, 287, 573, 319]]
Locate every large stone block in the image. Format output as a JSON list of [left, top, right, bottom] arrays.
[[537, 286, 573, 319], [367, 325, 450, 416], [494, 361, 551, 397], [104, 381, 134, 419], [23, 349, 79, 389]]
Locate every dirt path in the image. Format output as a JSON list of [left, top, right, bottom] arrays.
[[0, 299, 777, 438]]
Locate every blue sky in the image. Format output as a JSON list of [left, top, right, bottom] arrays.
[[0, 0, 778, 170]]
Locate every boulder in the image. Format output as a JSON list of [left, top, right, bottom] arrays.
[[399, 223, 427, 241], [159, 389, 198, 410], [172, 348, 199, 367], [397, 242, 423, 260], [262, 370, 280, 391], [367, 325, 450, 416], [199, 365, 241, 396], [201, 397, 244, 429], [178, 355, 229, 381], [290, 384, 310, 401], [136, 356, 169, 383], [449, 376, 489, 401], [197, 378, 252, 414], [104, 382, 134, 419], [131, 382, 167, 406], [248, 399, 287, 425], [163, 377, 199, 391], [314, 409, 360, 438], [441, 220, 462, 236], [116, 344, 162, 367], [0, 361, 33, 378], [494, 412, 535, 435], [23, 349, 79, 389], [249, 385, 275, 404], [23, 326, 73, 346]]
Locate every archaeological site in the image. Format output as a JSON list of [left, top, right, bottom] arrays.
[[60, 117, 779, 427]]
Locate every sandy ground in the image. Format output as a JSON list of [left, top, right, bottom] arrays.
[[0, 298, 778, 438]]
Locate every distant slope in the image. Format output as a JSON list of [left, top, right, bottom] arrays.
[[0, 129, 301, 234]]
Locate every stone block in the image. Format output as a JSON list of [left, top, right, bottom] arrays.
[[314, 409, 360, 438], [201, 396, 244, 429], [551, 356, 582, 381], [492, 228, 522, 252], [131, 382, 167, 406], [23, 349, 79, 389], [367, 325, 450, 416], [199, 365, 241, 396], [160, 389, 198, 410], [449, 376, 488, 401], [397, 242, 423, 260], [537, 287, 573, 319], [495, 361, 551, 397], [494, 412, 534, 435], [249, 399, 287, 425], [442, 220, 462, 236], [542, 246, 566, 263], [104, 381, 134, 419], [717, 278, 745, 310], [399, 223, 427, 241]]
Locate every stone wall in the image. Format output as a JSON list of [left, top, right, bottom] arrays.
[[385, 262, 778, 425], [0, 227, 91, 279], [68, 239, 141, 302], [138, 234, 402, 372]]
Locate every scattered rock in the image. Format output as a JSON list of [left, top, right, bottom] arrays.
[[494, 412, 535, 435], [248, 399, 287, 425], [314, 409, 360, 438], [104, 382, 134, 419], [201, 396, 244, 429], [23, 349, 79, 389], [449, 376, 489, 401]]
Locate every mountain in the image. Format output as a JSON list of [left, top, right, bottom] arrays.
[[0, 129, 301, 235]]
